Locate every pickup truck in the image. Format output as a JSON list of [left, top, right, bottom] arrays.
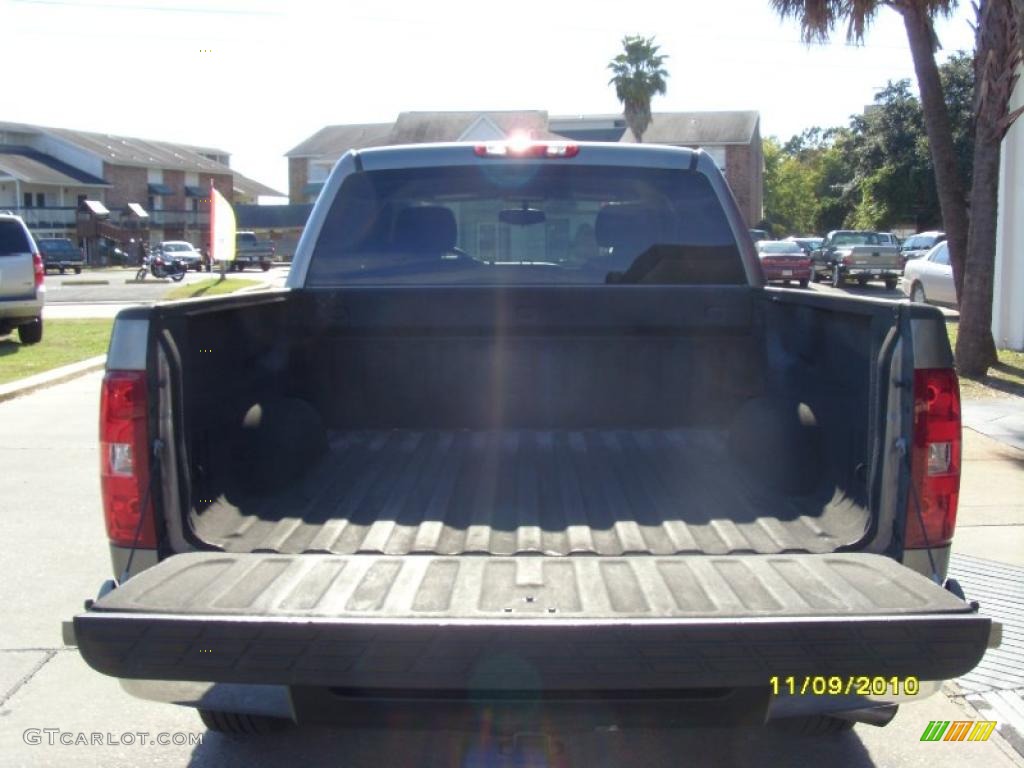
[[232, 231, 274, 272], [37, 237, 85, 275], [69, 142, 994, 740], [812, 230, 902, 289]]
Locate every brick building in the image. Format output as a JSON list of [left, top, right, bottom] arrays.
[[285, 110, 763, 226], [0, 121, 281, 260]]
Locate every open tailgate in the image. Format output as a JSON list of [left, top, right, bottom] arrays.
[[73, 552, 990, 690]]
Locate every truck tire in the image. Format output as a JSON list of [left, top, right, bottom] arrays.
[[18, 317, 43, 345], [74, 267, 82, 274], [799, 279, 809, 289], [856, 276, 868, 287], [884, 277, 898, 290], [773, 715, 856, 736], [197, 708, 292, 735], [261, 261, 271, 271]]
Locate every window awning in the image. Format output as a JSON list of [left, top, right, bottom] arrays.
[[126, 203, 149, 218], [301, 182, 324, 197], [147, 183, 174, 196], [80, 199, 110, 216], [184, 186, 205, 197]]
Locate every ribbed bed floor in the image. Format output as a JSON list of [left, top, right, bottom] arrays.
[[194, 429, 867, 556]]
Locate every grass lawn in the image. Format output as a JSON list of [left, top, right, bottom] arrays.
[[163, 277, 261, 301], [947, 321, 1024, 400], [0, 319, 113, 385]]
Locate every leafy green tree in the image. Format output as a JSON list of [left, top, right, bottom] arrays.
[[608, 36, 669, 143], [770, 0, 969, 299]]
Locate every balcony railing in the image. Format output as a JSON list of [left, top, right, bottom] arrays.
[[7, 207, 77, 229], [5, 207, 210, 230]]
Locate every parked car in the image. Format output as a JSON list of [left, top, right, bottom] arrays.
[[37, 237, 84, 275], [756, 239, 812, 287], [233, 231, 274, 271], [0, 213, 44, 344], [748, 228, 770, 242], [813, 230, 901, 289], [900, 231, 945, 268], [876, 232, 900, 247], [158, 241, 204, 271], [902, 240, 956, 306], [69, 143, 993, 738], [785, 235, 824, 256]]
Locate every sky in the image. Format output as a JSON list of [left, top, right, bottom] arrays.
[[2, 0, 979, 198]]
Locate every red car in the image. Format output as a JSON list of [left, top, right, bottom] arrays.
[[756, 240, 812, 287]]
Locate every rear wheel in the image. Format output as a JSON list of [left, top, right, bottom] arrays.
[[261, 261, 271, 271], [197, 708, 292, 736], [856, 276, 868, 287], [74, 266, 82, 275], [884, 277, 898, 290], [18, 317, 43, 345], [58, 267, 65, 275], [799, 279, 809, 288]]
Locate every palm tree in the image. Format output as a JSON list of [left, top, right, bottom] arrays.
[[770, 1, 970, 303], [608, 36, 669, 143], [956, 0, 1022, 375]]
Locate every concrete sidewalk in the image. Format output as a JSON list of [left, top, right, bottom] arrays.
[[964, 399, 1024, 452]]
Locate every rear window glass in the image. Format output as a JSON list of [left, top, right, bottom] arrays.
[[0, 220, 33, 256], [307, 164, 744, 286], [38, 239, 77, 255]]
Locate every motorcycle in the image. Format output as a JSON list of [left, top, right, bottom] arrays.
[[135, 251, 187, 282]]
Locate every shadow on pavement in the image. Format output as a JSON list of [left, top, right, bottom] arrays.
[[187, 724, 875, 767]]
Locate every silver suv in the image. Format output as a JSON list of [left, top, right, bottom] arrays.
[[0, 213, 45, 344]]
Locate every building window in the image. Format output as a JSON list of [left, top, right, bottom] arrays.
[[24, 192, 32, 208], [78, 194, 87, 208], [36, 193, 45, 207], [148, 196, 155, 212]]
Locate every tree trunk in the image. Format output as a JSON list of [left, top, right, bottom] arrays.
[[956, 136, 1001, 375], [899, 5, 970, 300], [955, 0, 1021, 376]]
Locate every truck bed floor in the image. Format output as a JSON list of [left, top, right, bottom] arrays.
[[193, 429, 867, 556]]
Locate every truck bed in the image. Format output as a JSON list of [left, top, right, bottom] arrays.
[[194, 427, 866, 557]]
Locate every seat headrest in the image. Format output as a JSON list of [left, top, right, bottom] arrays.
[[394, 206, 457, 253], [595, 203, 670, 251]]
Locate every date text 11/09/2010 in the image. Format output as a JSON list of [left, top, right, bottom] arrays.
[[769, 676, 920, 696]]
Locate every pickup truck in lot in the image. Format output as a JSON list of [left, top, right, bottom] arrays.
[[69, 142, 995, 739], [232, 231, 274, 271], [813, 230, 902, 289]]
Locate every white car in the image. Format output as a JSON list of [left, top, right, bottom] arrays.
[[902, 241, 956, 306], [158, 241, 205, 271]]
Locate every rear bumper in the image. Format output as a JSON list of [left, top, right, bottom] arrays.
[[762, 266, 811, 281], [0, 296, 43, 322], [74, 610, 991, 691]]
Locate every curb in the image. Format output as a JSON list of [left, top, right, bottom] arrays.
[[0, 355, 107, 404], [124, 279, 170, 284], [60, 280, 109, 286]]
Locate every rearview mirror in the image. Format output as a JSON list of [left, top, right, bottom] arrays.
[[499, 208, 546, 226]]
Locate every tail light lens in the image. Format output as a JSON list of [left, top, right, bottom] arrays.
[[32, 252, 44, 288], [905, 368, 961, 549], [842, 254, 855, 266], [100, 371, 157, 548], [474, 142, 580, 158]]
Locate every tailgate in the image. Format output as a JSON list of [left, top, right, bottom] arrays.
[[73, 552, 990, 690], [850, 247, 898, 268]]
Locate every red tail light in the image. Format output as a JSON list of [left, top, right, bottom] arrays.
[[905, 369, 961, 549], [842, 254, 855, 266], [32, 252, 44, 288], [100, 371, 157, 548]]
